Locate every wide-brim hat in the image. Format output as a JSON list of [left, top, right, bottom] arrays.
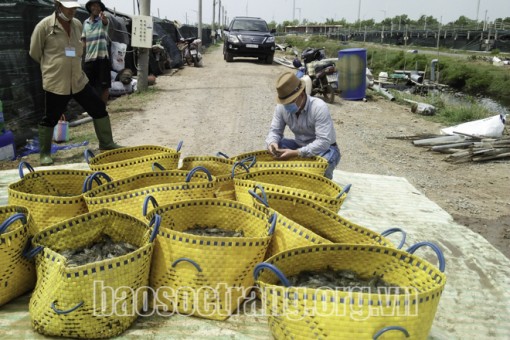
[[56, 0, 81, 9], [275, 72, 306, 104], [85, 0, 106, 13]]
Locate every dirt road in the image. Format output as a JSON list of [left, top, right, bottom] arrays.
[[6, 45, 509, 258]]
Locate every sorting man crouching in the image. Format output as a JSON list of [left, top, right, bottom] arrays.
[[266, 72, 341, 179]]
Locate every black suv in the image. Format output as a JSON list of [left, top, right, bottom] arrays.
[[223, 17, 276, 64]]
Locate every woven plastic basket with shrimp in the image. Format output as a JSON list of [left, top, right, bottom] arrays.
[[84, 143, 182, 180], [28, 209, 158, 338], [0, 206, 36, 306], [254, 243, 446, 340], [8, 162, 93, 234], [144, 197, 273, 320]]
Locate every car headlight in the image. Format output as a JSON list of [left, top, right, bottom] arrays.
[[265, 36, 275, 43], [228, 35, 240, 44]]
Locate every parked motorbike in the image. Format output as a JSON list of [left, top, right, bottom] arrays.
[[177, 37, 203, 67], [293, 48, 337, 103]]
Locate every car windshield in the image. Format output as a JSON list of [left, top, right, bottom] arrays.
[[231, 20, 268, 32]]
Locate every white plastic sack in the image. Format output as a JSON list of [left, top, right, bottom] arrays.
[[111, 41, 127, 72], [110, 70, 118, 82], [441, 114, 507, 138], [109, 81, 133, 97]]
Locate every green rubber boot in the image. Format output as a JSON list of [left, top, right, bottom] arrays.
[[38, 126, 54, 166], [93, 116, 123, 151]]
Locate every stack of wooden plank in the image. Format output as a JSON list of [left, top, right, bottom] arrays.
[[389, 134, 510, 163]]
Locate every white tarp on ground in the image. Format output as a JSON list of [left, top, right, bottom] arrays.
[[0, 165, 509, 339]]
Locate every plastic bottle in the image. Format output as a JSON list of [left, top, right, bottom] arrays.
[[0, 99, 4, 135]]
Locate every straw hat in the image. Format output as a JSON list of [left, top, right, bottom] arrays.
[[275, 72, 305, 104]]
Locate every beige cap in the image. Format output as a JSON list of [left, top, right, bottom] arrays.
[[56, 0, 81, 9]]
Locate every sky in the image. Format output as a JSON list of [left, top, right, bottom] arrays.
[[102, 0, 510, 26]]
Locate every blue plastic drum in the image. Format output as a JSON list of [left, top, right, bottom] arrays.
[[337, 48, 367, 100]]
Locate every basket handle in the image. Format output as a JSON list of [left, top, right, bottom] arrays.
[[148, 214, 161, 243], [152, 162, 166, 172], [142, 195, 160, 217], [248, 184, 269, 207], [380, 228, 407, 249], [231, 161, 250, 178], [186, 166, 213, 182], [216, 151, 229, 159], [51, 301, 84, 315], [373, 326, 410, 339], [268, 213, 277, 236], [84, 149, 95, 164], [335, 183, 352, 199], [18, 161, 35, 179], [172, 257, 202, 272], [82, 172, 112, 193], [22, 237, 44, 259], [253, 263, 290, 287], [238, 155, 257, 168], [406, 241, 446, 272], [0, 213, 27, 235], [176, 140, 183, 152]]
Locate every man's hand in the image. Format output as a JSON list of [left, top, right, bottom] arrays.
[[268, 143, 283, 158], [277, 149, 299, 160], [100, 11, 108, 25]]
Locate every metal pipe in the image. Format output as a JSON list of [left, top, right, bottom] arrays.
[[430, 59, 439, 82], [372, 84, 395, 101]]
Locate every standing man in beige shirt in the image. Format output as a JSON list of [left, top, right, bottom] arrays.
[[29, 0, 121, 166]]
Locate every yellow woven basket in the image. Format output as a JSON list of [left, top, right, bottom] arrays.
[[0, 206, 36, 307], [83, 167, 217, 221], [249, 198, 330, 259], [28, 208, 158, 339], [179, 155, 239, 200], [84, 144, 182, 180], [8, 162, 93, 234], [254, 243, 446, 340], [144, 197, 273, 320], [231, 150, 328, 176], [234, 168, 351, 212], [248, 185, 403, 249]]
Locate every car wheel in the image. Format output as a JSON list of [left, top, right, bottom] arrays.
[[323, 85, 335, 103], [265, 54, 274, 64], [225, 52, 234, 62]]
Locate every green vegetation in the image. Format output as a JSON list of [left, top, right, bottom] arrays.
[[391, 91, 494, 125], [108, 87, 159, 114]]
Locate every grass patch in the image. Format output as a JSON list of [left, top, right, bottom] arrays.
[[108, 86, 160, 113], [392, 91, 493, 125]]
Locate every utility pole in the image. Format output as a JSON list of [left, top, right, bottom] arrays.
[[212, 0, 216, 40], [476, 0, 480, 22], [293, 0, 295, 21], [437, 16, 442, 57], [198, 0, 202, 41], [357, 0, 361, 31], [218, 0, 221, 28], [137, 0, 150, 92]]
